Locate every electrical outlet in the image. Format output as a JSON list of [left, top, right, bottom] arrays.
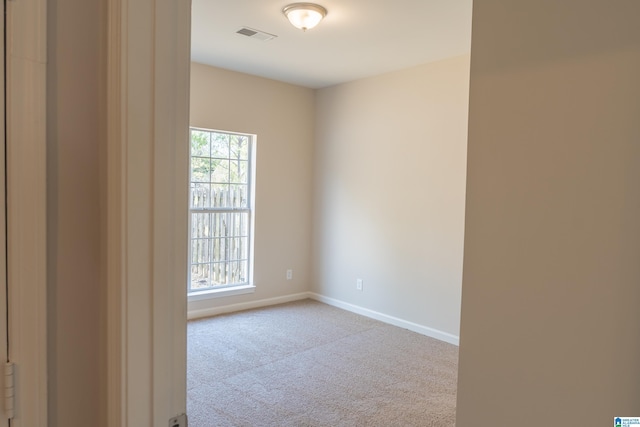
[[169, 414, 187, 427], [356, 278, 363, 291], [286, 269, 293, 280]]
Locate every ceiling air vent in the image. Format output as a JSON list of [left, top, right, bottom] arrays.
[[236, 27, 277, 42]]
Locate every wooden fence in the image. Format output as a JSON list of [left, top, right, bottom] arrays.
[[189, 185, 249, 290]]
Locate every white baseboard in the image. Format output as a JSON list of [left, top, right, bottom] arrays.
[[309, 293, 460, 346], [187, 292, 312, 320], [188, 290, 459, 346]]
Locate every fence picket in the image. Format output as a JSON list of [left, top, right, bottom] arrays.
[[190, 183, 249, 289]]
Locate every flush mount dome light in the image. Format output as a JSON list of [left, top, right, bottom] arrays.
[[282, 3, 327, 31]]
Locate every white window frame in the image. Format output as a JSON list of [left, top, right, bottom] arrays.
[[188, 127, 256, 300]]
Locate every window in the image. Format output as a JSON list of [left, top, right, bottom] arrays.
[[189, 128, 254, 294]]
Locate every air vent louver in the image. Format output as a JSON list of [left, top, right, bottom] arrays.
[[237, 28, 257, 37], [236, 27, 277, 42]]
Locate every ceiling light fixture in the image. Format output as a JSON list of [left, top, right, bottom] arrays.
[[282, 3, 327, 31]]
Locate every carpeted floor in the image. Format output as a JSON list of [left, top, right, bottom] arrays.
[[187, 299, 458, 426]]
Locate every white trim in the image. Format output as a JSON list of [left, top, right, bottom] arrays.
[[188, 284, 256, 301], [188, 292, 311, 320], [187, 127, 256, 293], [5, 0, 48, 426], [309, 293, 460, 346], [152, 1, 191, 424], [187, 290, 459, 346], [107, 0, 191, 425]]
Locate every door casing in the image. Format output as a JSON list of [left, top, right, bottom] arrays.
[[5, 0, 48, 426], [106, 0, 191, 425], [4, 0, 191, 425]]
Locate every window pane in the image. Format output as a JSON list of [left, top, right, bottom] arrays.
[[191, 157, 211, 182], [191, 213, 209, 239], [230, 160, 248, 184], [230, 185, 248, 208], [228, 261, 244, 284], [210, 214, 227, 239], [211, 159, 230, 183], [193, 239, 212, 264], [240, 136, 249, 160], [189, 128, 253, 292], [191, 262, 210, 289], [210, 184, 229, 208], [230, 135, 249, 160], [211, 132, 230, 158], [211, 237, 222, 261], [230, 213, 249, 237], [190, 183, 211, 208], [210, 263, 223, 286], [191, 213, 213, 249], [211, 262, 230, 286], [191, 130, 210, 157], [241, 214, 249, 236], [228, 238, 239, 261], [230, 237, 248, 260], [228, 186, 241, 208]]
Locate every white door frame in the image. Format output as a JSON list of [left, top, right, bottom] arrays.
[[5, 0, 48, 426], [6, 0, 190, 424], [106, 0, 191, 425]]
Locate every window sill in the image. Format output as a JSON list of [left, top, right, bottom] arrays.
[[188, 284, 256, 302]]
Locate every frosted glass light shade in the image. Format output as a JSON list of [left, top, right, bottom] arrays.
[[283, 3, 327, 31]]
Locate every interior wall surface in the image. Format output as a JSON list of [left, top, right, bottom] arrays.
[[313, 55, 470, 338], [457, 1, 640, 425], [189, 63, 315, 312]]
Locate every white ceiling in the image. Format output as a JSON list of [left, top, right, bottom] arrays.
[[192, 0, 473, 89]]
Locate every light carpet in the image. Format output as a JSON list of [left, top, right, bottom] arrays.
[[187, 299, 458, 426]]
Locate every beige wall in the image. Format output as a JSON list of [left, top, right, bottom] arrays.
[[313, 55, 470, 338], [46, 0, 105, 425], [189, 63, 315, 311], [456, 1, 640, 425]]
